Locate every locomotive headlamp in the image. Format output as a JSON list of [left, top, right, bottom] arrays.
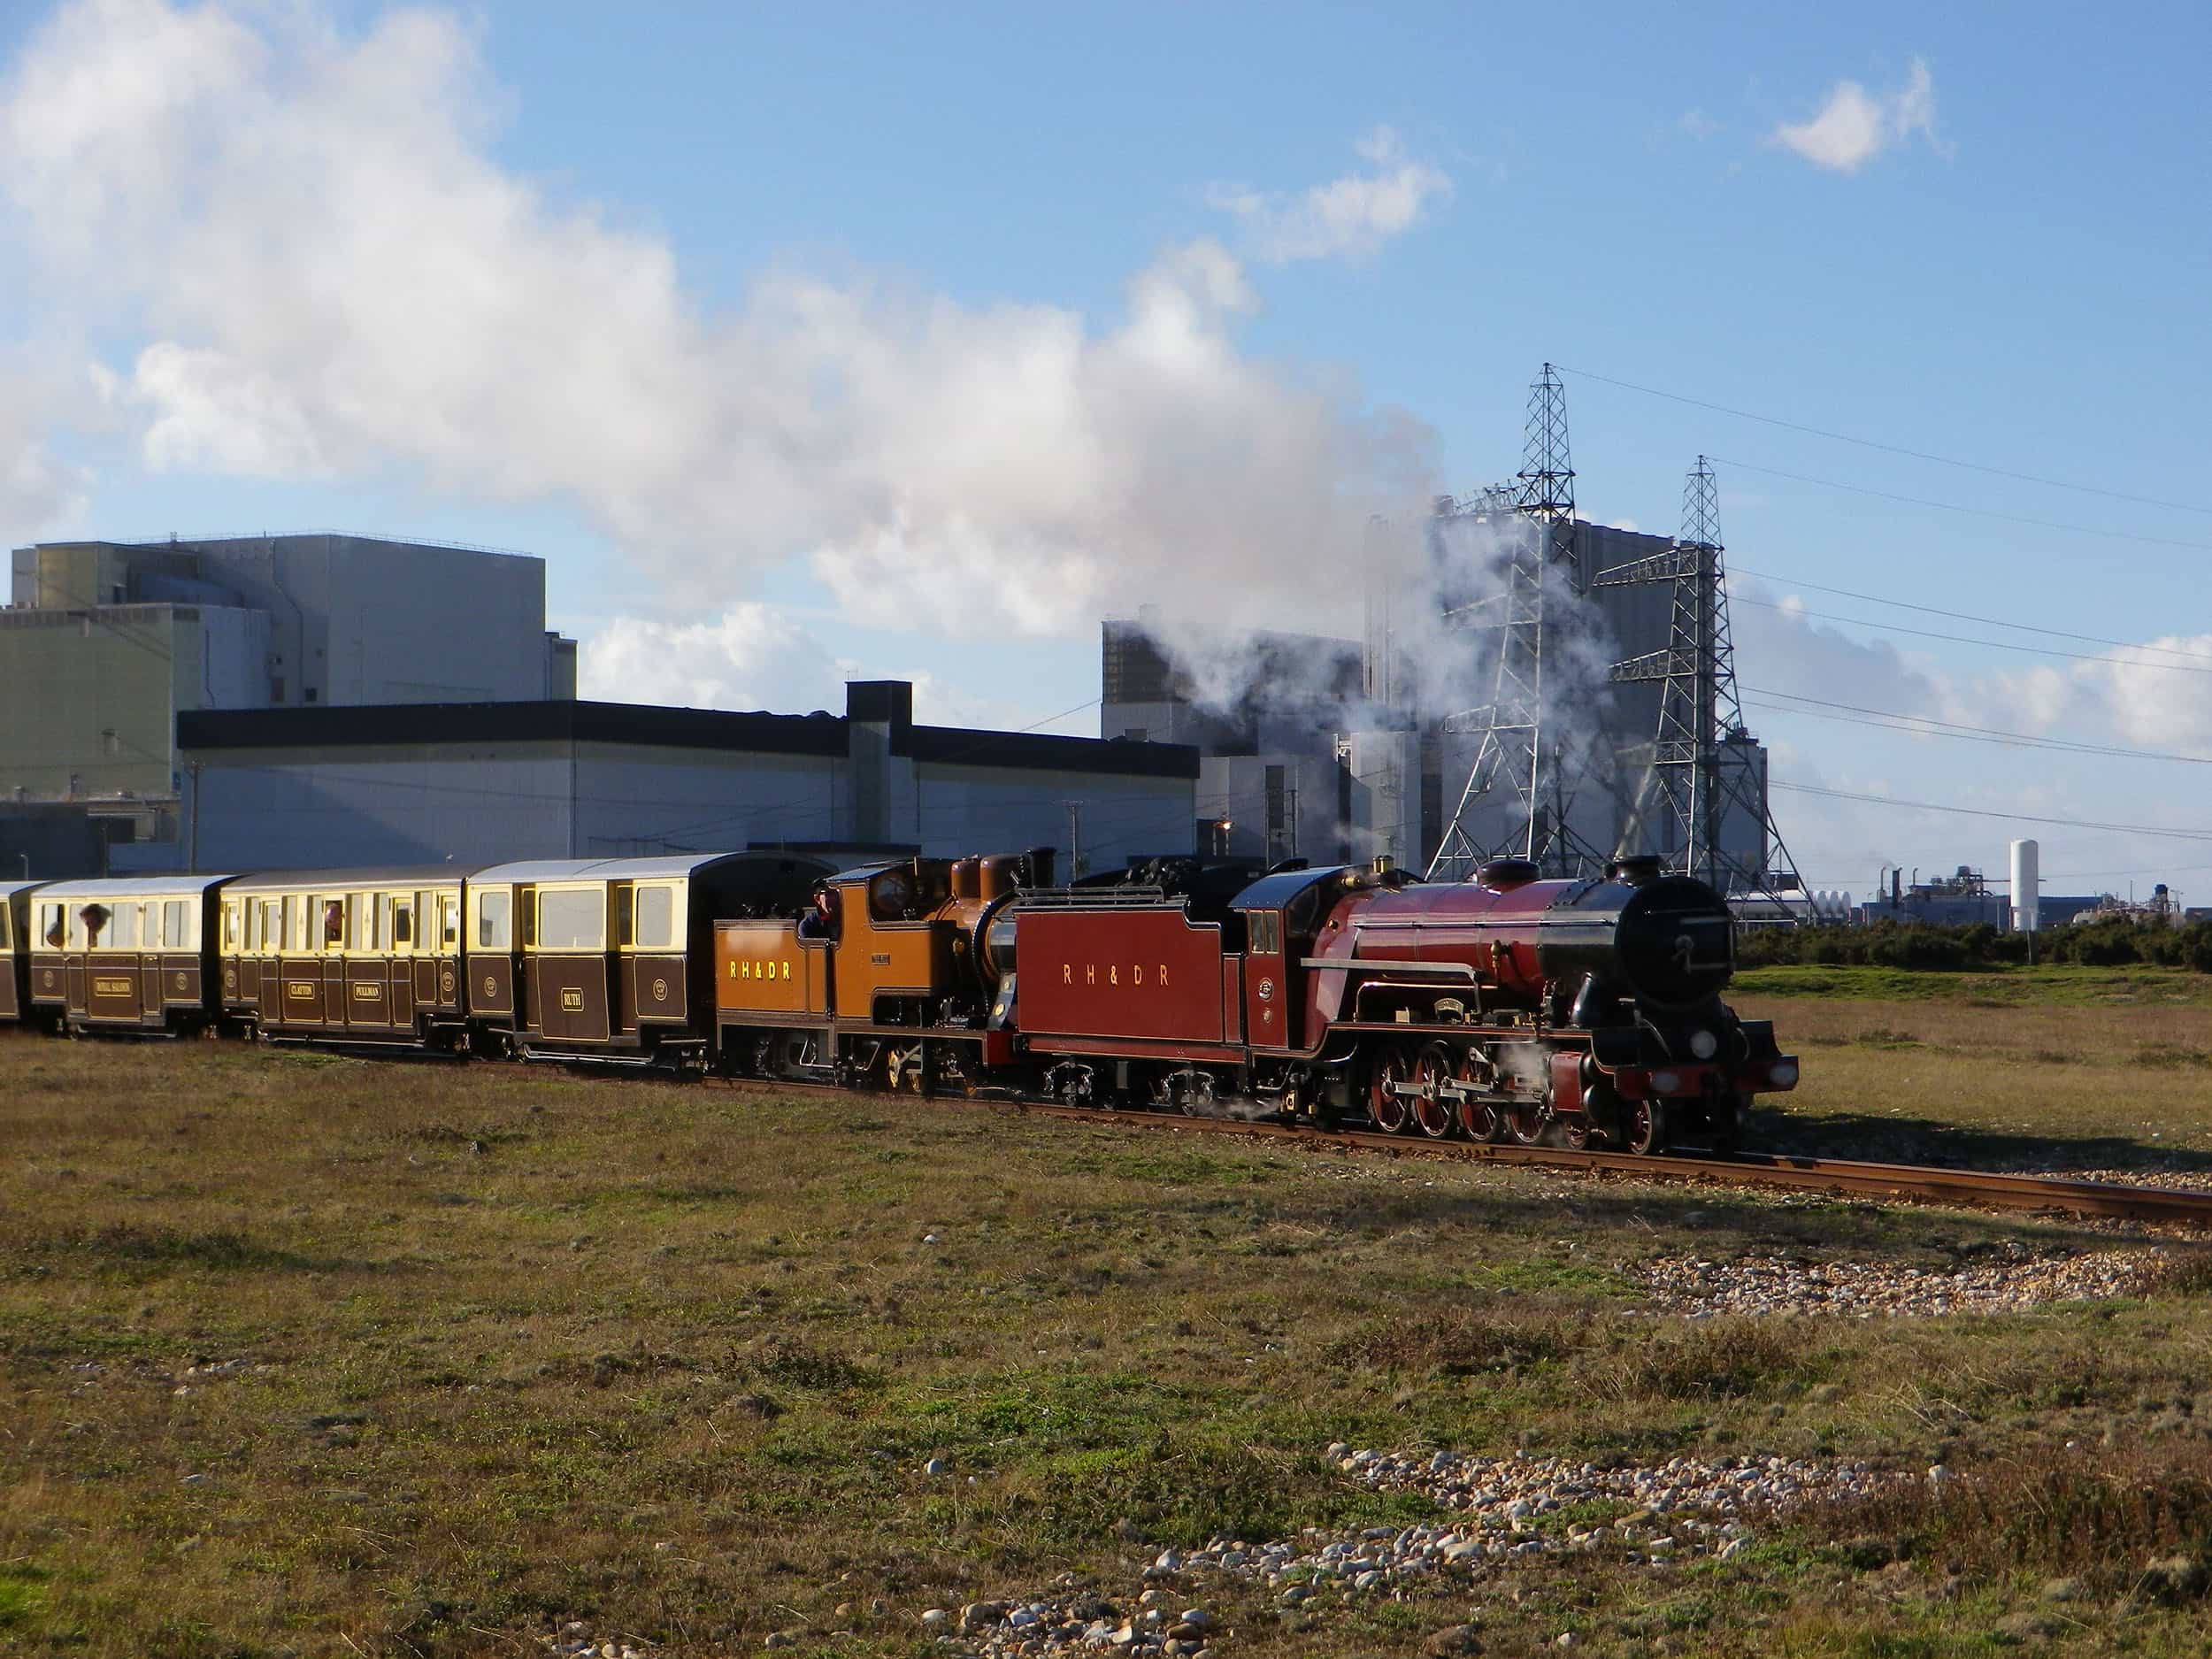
[[1650, 1070, 1682, 1094], [1688, 1029, 1718, 1060], [1769, 1060, 1801, 1087]]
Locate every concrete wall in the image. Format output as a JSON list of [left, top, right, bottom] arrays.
[[0, 605, 265, 798], [911, 762, 1192, 876], [180, 534, 549, 706], [9, 534, 565, 709], [191, 741, 580, 868], [571, 744, 846, 857]]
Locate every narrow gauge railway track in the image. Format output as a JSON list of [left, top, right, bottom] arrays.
[[11, 1025, 2208, 1226], [703, 1073, 2212, 1227]]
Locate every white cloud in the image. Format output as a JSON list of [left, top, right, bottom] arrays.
[[2078, 636, 2212, 753], [1678, 110, 1720, 141], [1205, 126, 1452, 264], [1770, 58, 1941, 173], [0, 1, 1439, 643], [578, 604, 1043, 732], [0, 346, 94, 533], [580, 604, 841, 713]]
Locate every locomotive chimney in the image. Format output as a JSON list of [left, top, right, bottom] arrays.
[[1476, 857, 1540, 891], [1372, 856, 1394, 875], [1608, 855, 1662, 887]]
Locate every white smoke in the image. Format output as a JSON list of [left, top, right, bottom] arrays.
[[0, 0, 1444, 646]]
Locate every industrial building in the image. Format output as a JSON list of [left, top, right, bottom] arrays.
[[179, 680, 1197, 874], [3, 533, 576, 872], [1102, 515, 1777, 878]]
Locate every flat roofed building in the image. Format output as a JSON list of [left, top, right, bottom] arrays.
[[178, 680, 1198, 876]]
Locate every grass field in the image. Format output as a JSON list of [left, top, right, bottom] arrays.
[[6, 974, 2212, 1657], [1736, 965, 2212, 1178]]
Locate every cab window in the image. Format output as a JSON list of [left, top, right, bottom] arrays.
[[635, 885, 675, 950], [475, 890, 511, 951], [537, 888, 604, 951]]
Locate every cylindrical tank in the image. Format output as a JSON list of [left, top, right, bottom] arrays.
[[2010, 839, 2040, 933], [1343, 871, 1737, 1013]]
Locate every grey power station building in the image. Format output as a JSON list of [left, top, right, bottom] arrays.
[[2, 533, 576, 872], [1102, 516, 1776, 878]]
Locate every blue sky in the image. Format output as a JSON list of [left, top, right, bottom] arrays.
[[3, 1, 2210, 895]]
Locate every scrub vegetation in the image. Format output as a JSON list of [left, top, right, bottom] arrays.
[[4, 988, 2212, 1656]]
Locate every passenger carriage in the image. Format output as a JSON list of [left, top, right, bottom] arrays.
[[219, 868, 469, 1045], [26, 876, 234, 1035], [467, 853, 830, 1064]]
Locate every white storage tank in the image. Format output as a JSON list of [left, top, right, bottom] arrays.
[[2009, 839, 2040, 932]]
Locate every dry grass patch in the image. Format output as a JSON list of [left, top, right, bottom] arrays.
[[7, 1031, 2212, 1655]]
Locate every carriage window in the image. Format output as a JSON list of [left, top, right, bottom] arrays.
[[614, 884, 634, 949], [0, 908, 10, 950], [322, 899, 345, 949], [440, 892, 459, 949], [112, 905, 139, 949], [537, 888, 604, 951], [42, 903, 64, 949], [635, 885, 675, 950], [223, 902, 239, 950], [164, 901, 186, 949], [476, 890, 511, 951], [393, 897, 413, 949]]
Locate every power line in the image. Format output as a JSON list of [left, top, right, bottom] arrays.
[[1770, 781, 2212, 844], [1709, 456, 2212, 554], [1730, 593, 2212, 674], [1731, 566, 2212, 665], [1740, 687, 2212, 765], [1556, 364, 2212, 519]]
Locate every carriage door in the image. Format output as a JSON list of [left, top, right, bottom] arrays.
[[1241, 908, 1289, 1049], [390, 893, 417, 1028], [138, 905, 165, 1022], [611, 881, 640, 1036]]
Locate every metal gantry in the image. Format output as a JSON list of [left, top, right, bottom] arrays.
[[1594, 457, 1807, 903], [1426, 365, 1612, 881]]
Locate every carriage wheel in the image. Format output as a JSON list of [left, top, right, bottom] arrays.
[[1367, 1043, 1414, 1134], [1625, 1096, 1668, 1156], [1411, 1045, 1456, 1138], [1503, 1092, 1548, 1146], [886, 1045, 924, 1094], [1456, 1051, 1505, 1142]]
